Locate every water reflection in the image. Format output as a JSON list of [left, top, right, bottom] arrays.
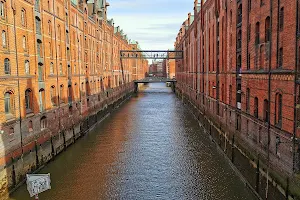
[[10, 83, 256, 200]]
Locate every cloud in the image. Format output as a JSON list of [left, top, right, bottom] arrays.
[[107, 0, 192, 50]]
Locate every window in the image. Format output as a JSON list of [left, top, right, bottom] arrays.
[[39, 88, 45, 112], [247, 24, 251, 42], [247, 53, 251, 70], [22, 35, 27, 51], [237, 55, 241, 74], [2, 30, 6, 47], [4, 91, 12, 114], [246, 88, 250, 113], [260, 0, 265, 6], [21, 9, 26, 27], [237, 30, 242, 50], [40, 116, 47, 130], [260, 46, 264, 69], [279, 48, 283, 68], [37, 39, 43, 57], [35, 17, 41, 35], [0, 1, 5, 17], [25, 89, 32, 113], [59, 63, 63, 75], [48, 20, 52, 35], [50, 85, 56, 106], [229, 85, 232, 105], [254, 97, 258, 118], [263, 99, 269, 123], [25, 60, 30, 74], [68, 85, 72, 103], [4, 58, 10, 75], [275, 93, 283, 127], [57, 25, 61, 40], [265, 17, 271, 42], [279, 7, 284, 31], [248, 0, 251, 11], [58, 45, 61, 59], [28, 120, 33, 132], [60, 85, 64, 103], [255, 22, 260, 45], [50, 62, 54, 75], [49, 42, 52, 57], [237, 4, 242, 25]]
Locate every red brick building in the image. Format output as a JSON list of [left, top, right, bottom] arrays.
[[175, 0, 300, 184], [0, 0, 147, 197]]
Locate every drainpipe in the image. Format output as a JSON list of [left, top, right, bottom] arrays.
[[53, 0, 61, 132], [76, 10, 82, 116], [293, 0, 299, 173], [266, 0, 274, 198], [11, 0, 23, 152]]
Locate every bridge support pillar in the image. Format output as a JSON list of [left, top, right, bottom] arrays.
[[134, 82, 138, 93]]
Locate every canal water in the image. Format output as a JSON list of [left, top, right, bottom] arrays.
[[10, 83, 256, 200]]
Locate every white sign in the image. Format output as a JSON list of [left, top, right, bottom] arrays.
[[26, 174, 51, 197]]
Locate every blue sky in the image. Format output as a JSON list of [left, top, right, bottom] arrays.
[[108, 0, 192, 50]]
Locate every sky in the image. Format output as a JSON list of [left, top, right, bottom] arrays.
[[107, 0, 192, 50]]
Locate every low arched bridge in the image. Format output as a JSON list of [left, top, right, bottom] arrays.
[[134, 77, 177, 93]]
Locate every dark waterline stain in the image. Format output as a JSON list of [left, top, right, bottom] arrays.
[[10, 83, 256, 200]]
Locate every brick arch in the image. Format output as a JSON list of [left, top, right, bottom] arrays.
[[3, 88, 15, 95]]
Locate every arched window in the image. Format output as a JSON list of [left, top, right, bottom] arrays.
[[86, 81, 90, 96], [4, 58, 10, 75], [260, 46, 264, 69], [40, 116, 47, 130], [68, 85, 72, 103], [49, 42, 52, 57], [279, 7, 284, 31], [28, 120, 33, 132], [246, 88, 250, 113], [265, 16, 271, 42], [275, 93, 283, 127], [22, 35, 27, 51], [60, 84, 64, 103], [50, 85, 56, 106], [57, 25, 61, 40], [37, 39, 43, 57], [0, 1, 5, 17], [2, 30, 6, 47], [255, 22, 260, 45], [254, 97, 259, 118], [59, 63, 63, 75], [237, 30, 242, 50], [25, 60, 30, 74], [48, 20, 52, 35], [229, 85, 232, 105], [237, 4, 242, 24], [4, 91, 12, 114], [35, 17, 41, 35], [263, 99, 269, 123], [39, 88, 45, 112], [279, 47, 283, 68], [237, 55, 241, 74], [21, 9, 26, 27], [25, 89, 32, 113], [50, 62, 54, 75], [74, 83, 78, 99]]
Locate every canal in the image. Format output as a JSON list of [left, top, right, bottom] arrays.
[[10, 83, 256, 200]]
